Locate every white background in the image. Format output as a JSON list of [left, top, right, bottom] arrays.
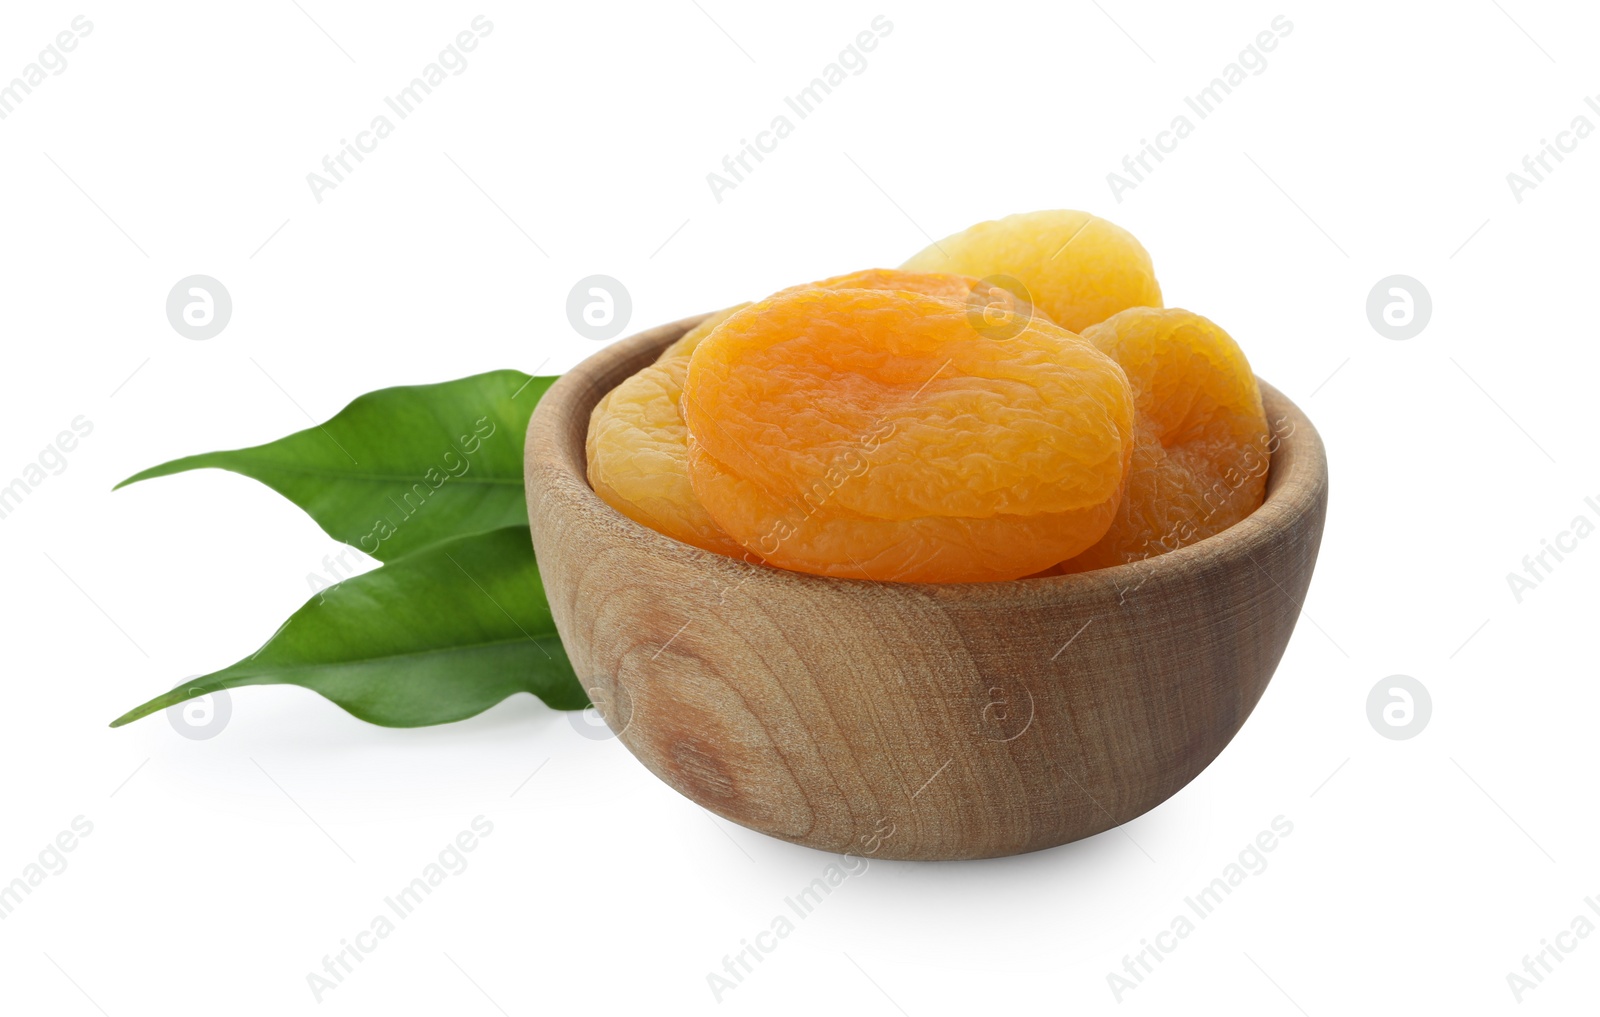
[[1, 1, 1596, 1013]]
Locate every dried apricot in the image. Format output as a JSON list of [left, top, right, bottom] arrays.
[[1055, 307, 1269, 573], [586, 355, 749, 557], [795, 268, 1034, 329], [658, 269, 1027, 365], [681, 287, 1134, 583], [589, 269, 1040, 561], [657, 303, 750, 362], [901, 209, 1162, 333]]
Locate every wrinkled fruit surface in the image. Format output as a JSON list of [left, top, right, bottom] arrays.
[[589, 269, 1041, 563], [682, 287, 1134, 583], [657, 303, 751, 363], [786, 268, 1036, 339], [584, 303, 773, 557], [1056, 307, 1269, 573], [902, 209, 1162, 334], [586, 354, 750, 557]]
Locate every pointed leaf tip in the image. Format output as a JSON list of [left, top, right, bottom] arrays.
[[109, 525, 585, 729], [109, 371, 557, 562]]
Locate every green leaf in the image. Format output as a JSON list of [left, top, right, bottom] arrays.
[[116, 371, 554, 562], [110, 525, 587, 728]]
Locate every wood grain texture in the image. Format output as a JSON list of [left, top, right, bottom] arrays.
[[526, 313, 1329, 860]]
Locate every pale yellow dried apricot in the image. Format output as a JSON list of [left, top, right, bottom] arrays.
[[902, 209, 1161, 333], [657, 303, 751, 363], [586, 354, 750, 556]]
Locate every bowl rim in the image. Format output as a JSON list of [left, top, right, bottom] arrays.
[[529, 311, 1328, 597]]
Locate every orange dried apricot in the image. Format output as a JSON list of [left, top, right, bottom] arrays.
[[657, 303, 750, 362], [1055, 307, 1270, 573], [682, 287, 1134, 583], [797, 268, 1042, 344], [589, 269, 1041, 561], [901, 209, 1162, 333], [658, 269, 1027, 365]]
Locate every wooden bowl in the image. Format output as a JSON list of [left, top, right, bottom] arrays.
[[526, 313, 1328, 860]]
